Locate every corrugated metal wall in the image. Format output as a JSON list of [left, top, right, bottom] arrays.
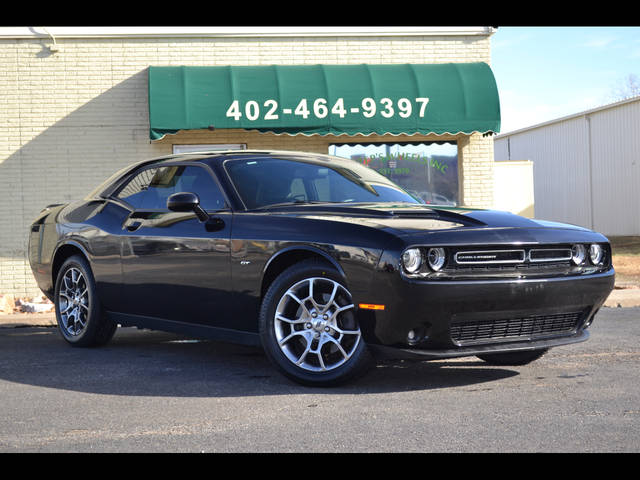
[[494, 98, 640, 236]]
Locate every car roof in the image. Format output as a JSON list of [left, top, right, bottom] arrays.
[[92, 150, 348, 199], [154, 149, 339, 164]]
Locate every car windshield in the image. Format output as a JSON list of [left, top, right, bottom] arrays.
[[224, 156, 424, 209]]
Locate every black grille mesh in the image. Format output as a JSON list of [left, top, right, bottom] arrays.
[[450, 311, 582, 345]]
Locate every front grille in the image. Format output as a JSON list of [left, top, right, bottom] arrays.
[[529, 248, 572, 262], [448, 246, 575, 271], [401, 243, 611, 280], [450, 311, 582, 345], [454, 249, 525, 264], [445, 260, 571, 274]]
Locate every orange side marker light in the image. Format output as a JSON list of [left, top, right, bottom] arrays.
[[358, 303, 385, 310]]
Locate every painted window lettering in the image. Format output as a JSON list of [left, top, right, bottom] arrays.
[[225, 98, 430, 122]]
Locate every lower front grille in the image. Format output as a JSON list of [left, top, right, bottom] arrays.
[[450, 311, 582, 345]]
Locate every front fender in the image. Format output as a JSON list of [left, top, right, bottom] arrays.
[[263, 244, 347, 280]]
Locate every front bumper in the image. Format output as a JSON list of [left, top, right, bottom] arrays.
[[369, 329, 589, 361], [356, 267, 615, 358]]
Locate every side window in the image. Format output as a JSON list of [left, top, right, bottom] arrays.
[[162, 165, 226, 211], [289, 178, 308, 202], [116, 167, 158, 209], [312, 175, 331, 202], [116, 165, 226, 211], [139, 166, 182, 210]]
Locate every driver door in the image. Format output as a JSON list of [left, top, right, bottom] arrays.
[[116, 163, 234, 328]]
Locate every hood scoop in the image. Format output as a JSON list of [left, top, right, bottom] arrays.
[[260, 202, 487, 227], [390, 207, 486, 227]]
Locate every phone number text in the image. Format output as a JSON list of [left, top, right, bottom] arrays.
[[225, 97, 430, 121]]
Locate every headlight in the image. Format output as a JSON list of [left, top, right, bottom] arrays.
[[589, 244, 604, 265], [571, 244, 586, 265], [427, 247, 446, 271], [401, 248, 422, 273]]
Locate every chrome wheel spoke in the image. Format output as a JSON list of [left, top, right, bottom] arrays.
[[333, 303, 354, 315], [307, 278, 315, 308], [60, 302, 73, 314], [76, 312, 86, 329], [275, 313, 305, 325], [331, 325, 359, 336], [312, 338, 328, 371], [323, 334, 349, 360], [285, 291, 312, 317], [295, 341, 313, 366], [325, 282, 339, 310], [278, 329, 310, 346]]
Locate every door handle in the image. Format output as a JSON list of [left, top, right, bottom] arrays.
[[205, 216, 225, 232], [125, 221, 142, 232]]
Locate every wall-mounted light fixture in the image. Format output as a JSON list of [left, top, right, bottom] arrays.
[[41, 27, 60, 53]]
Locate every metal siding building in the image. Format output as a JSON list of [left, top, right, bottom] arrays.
[[494, 96, 640, 236]]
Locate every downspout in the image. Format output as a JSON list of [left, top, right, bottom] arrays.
[[586, 115, 595, 230]]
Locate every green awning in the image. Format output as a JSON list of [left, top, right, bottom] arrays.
[[148, 63, 500, 140]]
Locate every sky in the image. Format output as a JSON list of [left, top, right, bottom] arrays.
[[490, 26, 640, 134]]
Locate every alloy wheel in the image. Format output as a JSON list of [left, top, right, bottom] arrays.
[[57, 267, 90, 337], [273, 277, 361, 372]]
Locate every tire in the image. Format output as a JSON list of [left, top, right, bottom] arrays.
[[259, 259, 372, 387], [477, 348, 548, 366], [54, 255, 117, 347]]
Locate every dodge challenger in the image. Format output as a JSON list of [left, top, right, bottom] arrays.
[[28, 150, 615, 386]]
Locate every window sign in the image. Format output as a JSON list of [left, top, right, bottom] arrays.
[[329, 143, 458, 206]]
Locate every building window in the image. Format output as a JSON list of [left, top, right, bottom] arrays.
[[328, 142, 459, 206]]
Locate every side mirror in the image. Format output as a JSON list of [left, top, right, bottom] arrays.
[[167, 192, 209, 222]]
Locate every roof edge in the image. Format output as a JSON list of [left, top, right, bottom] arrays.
[[496, 94, 640, 139], [0, 26, 496, 39]]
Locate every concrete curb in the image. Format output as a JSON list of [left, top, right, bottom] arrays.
[[1, 288, 639, 329], [603, 288, 640, 309], [0, 313, 57, 328]]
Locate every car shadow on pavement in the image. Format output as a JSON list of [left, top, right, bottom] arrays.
[[0, 327, 519, 397]]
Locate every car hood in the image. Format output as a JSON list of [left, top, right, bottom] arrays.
[[258, 202, 592, 235]]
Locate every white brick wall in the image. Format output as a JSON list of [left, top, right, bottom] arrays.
[[0, 33, 494, 296]]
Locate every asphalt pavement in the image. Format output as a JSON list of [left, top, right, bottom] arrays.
[[1, 307, 639, 452]]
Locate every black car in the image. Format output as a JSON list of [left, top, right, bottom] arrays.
[[28, 150, 615, 386]]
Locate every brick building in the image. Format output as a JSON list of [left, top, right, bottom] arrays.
[[0, 26, 500, 297]]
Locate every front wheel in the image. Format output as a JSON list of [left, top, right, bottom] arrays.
[[259, 260, 372, 387]]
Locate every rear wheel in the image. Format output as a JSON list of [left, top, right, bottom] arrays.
[[259, 260, 372, 386], [477, 348, 548, 366], [54, 255, 117, 347]]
